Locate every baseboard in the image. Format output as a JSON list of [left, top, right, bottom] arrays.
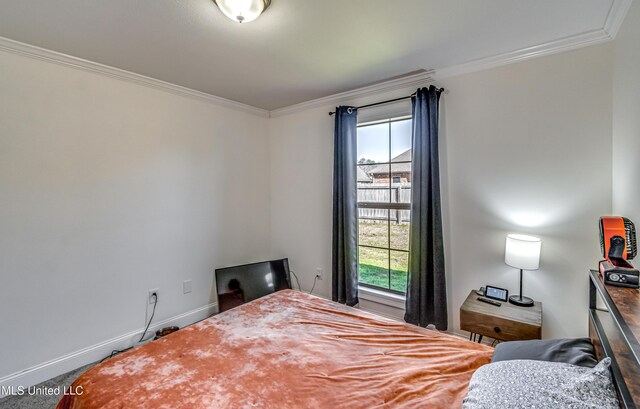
[[0, 302, 217, 397]]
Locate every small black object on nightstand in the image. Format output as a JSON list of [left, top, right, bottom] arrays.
[[477, 297, 501, 306]]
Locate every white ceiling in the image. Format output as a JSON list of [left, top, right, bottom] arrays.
[[0, 0, 618, 110]]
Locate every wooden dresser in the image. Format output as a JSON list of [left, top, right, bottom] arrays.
[[589, 269, 640, 408]]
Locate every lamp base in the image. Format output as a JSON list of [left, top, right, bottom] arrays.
[[509, 295, 534, 307]]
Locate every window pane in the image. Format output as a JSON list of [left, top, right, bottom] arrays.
[[390, 251, 409, 292], [369, 164, 390, 189], [359, 247, 390, 288], [359, 214, 389, 248], [357, 122, 389, 164], [358, 168, 390, 203], [398, 186, 411, 204], [390, 119, 412, 161], [356, 117, 412, 294], [398, 209, 411, 224], [356, 164, 373, 184], [390, 220, 410, 251], [390, 162, 411, 191]]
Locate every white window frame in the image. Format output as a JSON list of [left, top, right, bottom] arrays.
[[356, 114, 412, 296]]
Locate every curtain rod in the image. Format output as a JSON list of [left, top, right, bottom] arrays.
[[328, 87, 444, 116]]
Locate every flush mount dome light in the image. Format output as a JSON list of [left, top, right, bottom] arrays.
[[213, 0, 271, 23]]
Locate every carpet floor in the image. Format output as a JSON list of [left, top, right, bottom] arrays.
[[0, 362, 96, 409]]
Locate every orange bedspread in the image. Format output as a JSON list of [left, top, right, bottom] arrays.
[[57, 290, 492, 409]]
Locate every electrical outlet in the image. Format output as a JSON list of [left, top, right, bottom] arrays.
[[316, 268, 323, 281], [148, 288, 159, 304], [183, 279, 192, 294]]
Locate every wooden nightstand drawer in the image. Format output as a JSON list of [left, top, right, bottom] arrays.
[[461, 308, 541, 341], [460, 290, 542, 342]]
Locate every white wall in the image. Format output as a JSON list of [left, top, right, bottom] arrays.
[[269, 43, 613, 339], [0, 49, 271, 379], [269, 106, 334, 298], [439, 44, 612, 339], [613, 0, 640, 219]]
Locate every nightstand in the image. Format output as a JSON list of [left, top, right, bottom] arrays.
[[460, 290, 542, 343]]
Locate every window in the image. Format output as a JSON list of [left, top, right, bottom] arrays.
[[357, 117, 412, 294]]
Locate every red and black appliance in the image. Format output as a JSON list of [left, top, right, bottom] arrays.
[[599, 216, 640, 288]]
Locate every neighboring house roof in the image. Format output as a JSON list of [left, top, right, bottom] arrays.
[[357, 166, 372, 183], [369, 149, 412, 175]]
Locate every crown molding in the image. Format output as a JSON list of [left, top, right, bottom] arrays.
[[433, 29, 611, 79], [603, 0, 633, 39], [268, 71, 434, 118], [0, 36, 269, 118], [0, 0, 631, 119], [271, 0, 633, 116], [434, 0, 632, 80]]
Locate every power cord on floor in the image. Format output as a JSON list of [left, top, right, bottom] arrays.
[[100, 293, 158, 362], [100, 347, 133, 363]]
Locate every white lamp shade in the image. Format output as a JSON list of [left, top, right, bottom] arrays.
[[214, 0, 268, 23], [505, 234, 541, 270]]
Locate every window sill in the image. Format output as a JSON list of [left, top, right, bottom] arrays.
[[358, 286, 406, 309]]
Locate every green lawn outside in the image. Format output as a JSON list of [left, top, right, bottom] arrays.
[[358, 220, 409, 251], [358, 221, 409, 292], [359, 264, 408, 292]]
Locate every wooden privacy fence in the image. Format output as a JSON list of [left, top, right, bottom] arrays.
[[357, 184, 411, 224]]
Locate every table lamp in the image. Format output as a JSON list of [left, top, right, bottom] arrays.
[[504, 234, 541, 307]]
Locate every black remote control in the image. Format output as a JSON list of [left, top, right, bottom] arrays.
[[477, 297, 501, 306]]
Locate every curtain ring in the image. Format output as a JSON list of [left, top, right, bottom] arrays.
[[347, 107, 353, 114]]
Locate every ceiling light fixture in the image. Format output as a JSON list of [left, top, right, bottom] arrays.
[[213, 0, 271, 24]]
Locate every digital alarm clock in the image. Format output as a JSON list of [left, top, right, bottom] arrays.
[[485, 285, 509, 302]]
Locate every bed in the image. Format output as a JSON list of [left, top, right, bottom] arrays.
[[57, 290, 493, 409], [58, 271, 637, 409]]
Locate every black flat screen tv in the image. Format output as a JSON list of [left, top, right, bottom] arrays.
[[215, 258, 291, 313]]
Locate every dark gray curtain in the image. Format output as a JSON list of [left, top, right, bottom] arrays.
[[332, 106, 359, 306], [404, 86, 447, 330]]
